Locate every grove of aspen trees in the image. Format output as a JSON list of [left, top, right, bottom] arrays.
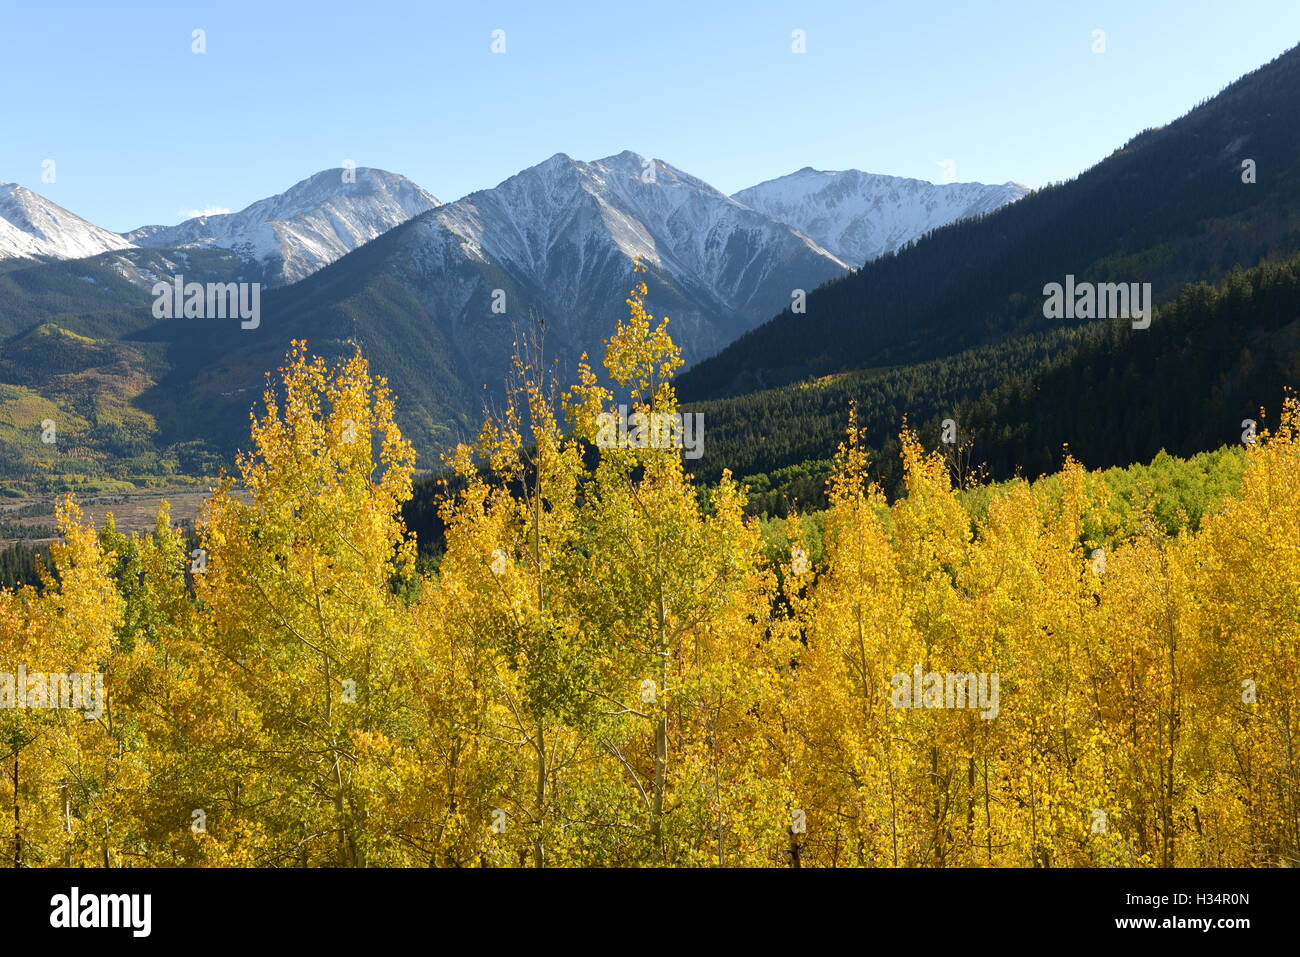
[[2, 272, 1296, 868]]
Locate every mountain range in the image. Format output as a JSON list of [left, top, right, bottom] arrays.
[[0, 153, 1027, 489]]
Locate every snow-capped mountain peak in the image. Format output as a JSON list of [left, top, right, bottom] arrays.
[[0, 183, 135, 264], [732, 168, 1030, 267], [386, 150, 850, 375], [124, 167, 440, 284], [430, 150, 844, 294]]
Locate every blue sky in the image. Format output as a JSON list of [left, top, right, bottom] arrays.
[[4, 0, 1299, 232]]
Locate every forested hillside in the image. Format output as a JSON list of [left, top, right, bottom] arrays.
[[679, 45, 1300, 401], [959, 258, 1300, 479], [675, 254, 1300, 507]]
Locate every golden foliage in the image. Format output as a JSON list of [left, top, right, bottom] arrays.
[[1, 297, 1296, 868]]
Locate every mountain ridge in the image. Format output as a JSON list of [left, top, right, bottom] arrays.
[[0, 151, 1031, 488], [123, 167, 441, 285], [0, 184, 134, 266], [732, 168, 1030, 267]]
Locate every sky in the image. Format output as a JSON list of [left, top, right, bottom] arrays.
[[3, 0, 1299, 232]]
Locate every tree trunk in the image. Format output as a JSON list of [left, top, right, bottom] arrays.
[[12, 753, 19, 868]]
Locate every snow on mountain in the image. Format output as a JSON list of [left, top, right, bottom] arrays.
[[732, 168, 1030, 268], [434, 150, 849, 281], [0, 184, 135, 264], [125, 168, 440, 284], [399, 150, 850, 366]]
